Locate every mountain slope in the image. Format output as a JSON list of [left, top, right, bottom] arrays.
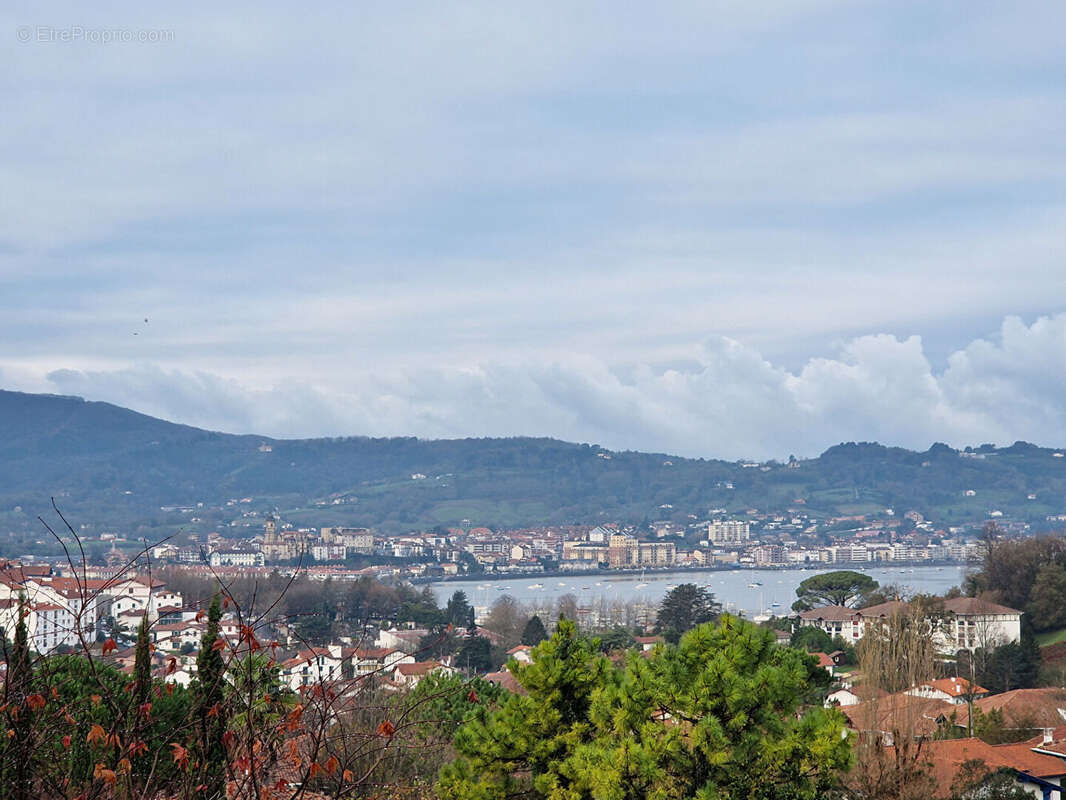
[[1, 390, 1065, 540]]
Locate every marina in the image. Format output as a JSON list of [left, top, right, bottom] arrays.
[[429, 564, 970, 619]]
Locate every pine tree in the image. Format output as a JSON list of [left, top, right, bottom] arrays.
[[439, 615, 852, 800], [132, 611, 152, 709], [438, 619, 611, 800], [192, 592, 227, 796], [3, 597, 35, 800], [520, 615, 548, 646]]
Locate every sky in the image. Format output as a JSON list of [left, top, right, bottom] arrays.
[[2, 2, 1065, 460]]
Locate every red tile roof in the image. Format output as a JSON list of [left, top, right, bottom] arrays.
[[917, 737, 1066, 797]]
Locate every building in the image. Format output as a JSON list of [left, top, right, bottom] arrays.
[[208, 548, 265, 567], [707, 520, 750, 545], [905, 677, 989, 705], [794, 597, 1023, 654]]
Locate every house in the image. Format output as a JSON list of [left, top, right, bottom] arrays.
[[917, 735, 1066, 798], [377, 628, 430, 654], [484, 669, 524, 694], [841, 694, 953, 742], [345, 647, 412, 676], [811, 652, 836, 677], [794, 597, 1022, 654], [634, 635, 665, 651], [905, 677, 989, 705], [939, 597, 1022, 652], [951, 688, 1066, 732], [281, 647, 343, 689], [507, 645, 533, 664], [393, 661, 455, 688]]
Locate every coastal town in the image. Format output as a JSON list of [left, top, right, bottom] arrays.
[[77, 507, 990, 585]]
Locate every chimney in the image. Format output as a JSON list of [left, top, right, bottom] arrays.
[[1044, 728, 1054, 745]]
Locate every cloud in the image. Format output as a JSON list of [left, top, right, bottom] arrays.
[[24, 313, 1066, 461]]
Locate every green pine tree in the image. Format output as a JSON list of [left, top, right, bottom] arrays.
[[439, 615, 852, 800], [3, 596, 35, 800], [192, 592, 227, 796], [132, 610, 152, 709], [520, 615, 548, 646]]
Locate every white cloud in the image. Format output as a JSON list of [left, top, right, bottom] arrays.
[[18, 313, 1066, 461]]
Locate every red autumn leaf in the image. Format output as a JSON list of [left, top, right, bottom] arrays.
[[165, 684, 174, 695], [376, 720, 395, 737], [221, 730, 236, 750], [101, 638, 117, 655], [129, 740, 148, 757], [309, 762, 323, 778], [25, 693, 46, 711], [170, 742, 189, 769], [212, 637, 227, 652], [106, 732, 122, 749], [61, 735, 71, 747], [138, 701, 152, 718], [93, 764, 116, 785], [195, 608, 206, 622], [86, 723, 107, 745], [206, 702, 221, 719], [117, 757, 132, 774], [50, 687, 59, 699], [324, 755, 340, 775], [90, 694, 102, 705], [342, 768, 354, 782], [222, 596, 230, 610]]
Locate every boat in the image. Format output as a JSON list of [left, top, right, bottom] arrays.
[[529, 583, 544, 589], [635, 582, 649, 589], [748, 581, 762, 588], [771, 601, 781, 607], [557, 582, 567, 586]]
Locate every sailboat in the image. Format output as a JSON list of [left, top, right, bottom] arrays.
[[635, 567, 648, 590]]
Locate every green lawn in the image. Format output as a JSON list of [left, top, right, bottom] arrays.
[[1036, 628, 1066, 647]]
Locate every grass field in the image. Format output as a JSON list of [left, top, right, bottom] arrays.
[[1036, 628, 1066, 647]]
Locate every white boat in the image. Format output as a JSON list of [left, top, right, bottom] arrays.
[[635, 582, 649, 589], [529, 583, 544, 589]]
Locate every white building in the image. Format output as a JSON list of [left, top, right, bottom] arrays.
[[707, 520, 750, 545]]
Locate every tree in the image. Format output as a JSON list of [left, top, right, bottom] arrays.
[[595, 627, 635, 653], [439, 615, 852, 800], [521, 614, 548, 646], [972, 639, 1039, 693], [1026, 563, 1066, 631], [192, 592, 227, 797], [792, 570, 879, 611], [949, 760, 1031, 799], [438, 619, 610, 800], [132, 611, 152, 709], [456, 636, 494, 673], [446, 590, 476, 629], [556, 593, 579, 623], [790, 625, 834, 653], [655, 583, 721, 643], [419, 627, 461, 661], [483, 595, 526, 650], [2, 597, 34, 800], [965, 535, 1066, 616]]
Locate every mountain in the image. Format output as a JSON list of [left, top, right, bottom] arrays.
[[2, 389, 1066, 544]]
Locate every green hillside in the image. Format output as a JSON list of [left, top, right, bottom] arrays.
[[1, 390, 1065, 542]]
